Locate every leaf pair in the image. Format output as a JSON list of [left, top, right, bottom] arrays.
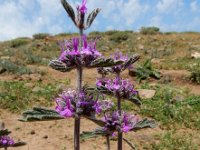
[[61, 0, 100, 30]]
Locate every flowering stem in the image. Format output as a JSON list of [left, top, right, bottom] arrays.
[[117, 74, 123, 150], [74, 29, 83, 150]]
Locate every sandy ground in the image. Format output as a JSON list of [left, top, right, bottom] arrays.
[[0, 109, 161, 150]]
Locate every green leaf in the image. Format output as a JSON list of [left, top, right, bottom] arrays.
[[60, 0, 76, 25], [19, 107, 64, 122], [85, 116, 105, 127], [80, 128, 107, 141], [122, 55, 140, 71], [86, 8, 101, 29], [128, 94, 142, 106], [133, 118, 156, 130], [90, 57, 123, 67], [49, 59, 73, 72], [150, 70, 161, 79]]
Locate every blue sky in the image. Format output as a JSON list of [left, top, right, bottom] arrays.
[[0, 0, 200, 41]]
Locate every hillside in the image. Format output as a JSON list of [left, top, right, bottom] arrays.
[[0, 31, 200, 149]]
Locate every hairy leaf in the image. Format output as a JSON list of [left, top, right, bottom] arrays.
[[19, 107, 64, 122], [128, 94, 142, 106], [122, 55, 140, 71], [49, 59, 73, 72], [133, 118, 156, 130], [86, 8, 101, 29], [60, 0, 76, 25], [90, 57, 123, 67], [80, 129, 106, 141], [85, 116, 105, 127], [129, 59, 161, 82]]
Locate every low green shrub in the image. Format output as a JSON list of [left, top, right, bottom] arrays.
[[109, 31, 129, 43], [33, 33, 50, 40], [0, 60, 32, 75], [189, 63, 200, 84], [140, 26, 160, 35], [9, 38, 30, 48]]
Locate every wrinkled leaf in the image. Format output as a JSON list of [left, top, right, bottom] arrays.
[[61, 0, 76, 25], [49, 59, 73, 72], [122, 55, 140, 71], [80, 129, 106, 141], [133, 118, 156, 130], [128, 94, 142, 106], [19, 107, 64, 122], [86, 8, 101, 29], [90, 57, 123, 67], [85, 116, 105, 127]]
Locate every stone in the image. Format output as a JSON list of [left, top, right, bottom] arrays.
[[138, 44, 144, 50], [0, 56, 10, 60], [32, 86, 45, 93], [137, 37, 142, 40], [29, 74, 42, 82], [138, 89, 156, 99], [24, 83, 35, 88], [191, 52, 200, 59]]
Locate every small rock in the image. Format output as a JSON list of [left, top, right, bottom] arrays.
[[20, 74, 31, 81], [137, 37, 142, 40], [191, 51, 200, 59], [138, 89, 156, 99], [30, 130, 35, 135], [0, 56, 10, 60], [29, 74, 42, 82], [151, 58, 161, 64], [0, 121, 5, 130], [43, 135, 48, 139], [24, 83, 35, 88], [56, 83, 66, 91], [138, 44, 144, 50], [32, 86, 45, 93]]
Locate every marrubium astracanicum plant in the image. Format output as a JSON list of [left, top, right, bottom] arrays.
[[19, 0, 156, 150]]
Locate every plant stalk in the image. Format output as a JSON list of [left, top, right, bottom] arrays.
[[117, 74, 123, 150], [106, 135, 110, 150], [74, 29, 83, 150]]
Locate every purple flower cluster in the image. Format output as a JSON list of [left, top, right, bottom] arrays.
[[55, 90, 76, 118], [96, 77, 138, 98], [94, 100, 114, 114], [77, 0, 87, 14], [55, 89, 113, 118], [0, 135, 15, 147], [103, 111, 140, 136], [59, 35, 102, 68]]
